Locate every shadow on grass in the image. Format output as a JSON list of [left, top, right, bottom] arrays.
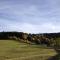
[[48, 47, 60, 60]]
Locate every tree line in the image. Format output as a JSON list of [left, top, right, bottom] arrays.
[[0, 32, 60, 47]]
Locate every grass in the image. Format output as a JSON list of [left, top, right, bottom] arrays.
[[0, 40, 57, 60]]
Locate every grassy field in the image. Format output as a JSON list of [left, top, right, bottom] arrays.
[[0, 40, 57, 60]]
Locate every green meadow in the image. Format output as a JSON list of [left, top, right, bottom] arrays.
[[0, 40, 57, 60]]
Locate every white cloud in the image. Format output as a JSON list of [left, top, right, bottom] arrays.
[[0, 19, 60, 33], [0, 0, 60, 33]]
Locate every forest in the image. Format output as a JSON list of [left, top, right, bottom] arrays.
[[0, 32, 60, 48]]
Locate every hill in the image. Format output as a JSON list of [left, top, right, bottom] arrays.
[[0, 32, 60, 60], [0, 40, 57, 60]]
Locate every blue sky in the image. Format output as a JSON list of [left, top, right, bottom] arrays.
[[0, 0, 60, 33]]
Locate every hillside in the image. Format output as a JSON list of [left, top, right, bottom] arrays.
[[0, 40, 57, 60], [0, 32, 60, 60]]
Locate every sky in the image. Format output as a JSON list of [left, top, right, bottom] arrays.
[[0, 0, 60, 33]]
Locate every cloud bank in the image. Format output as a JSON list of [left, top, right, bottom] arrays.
[[0, 0, 60, 33]]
